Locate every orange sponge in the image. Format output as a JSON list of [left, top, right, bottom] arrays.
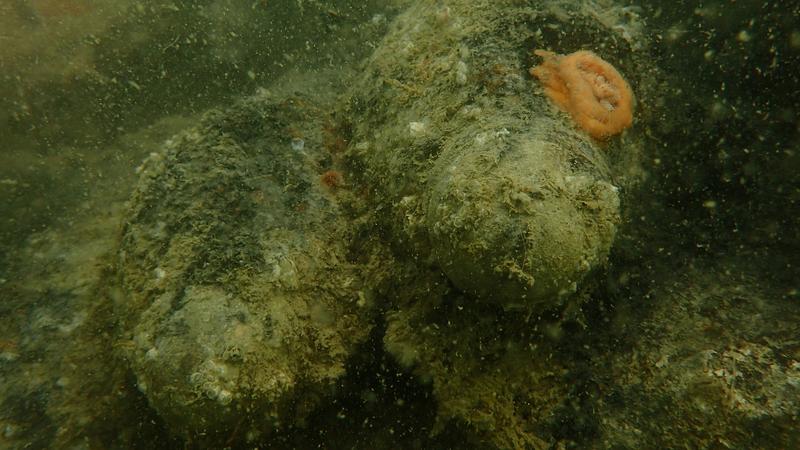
[[530, 50, 634, 140]]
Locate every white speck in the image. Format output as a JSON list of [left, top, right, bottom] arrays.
[[460, 105, 482, 119], [409, 121, 426, 136], [217, 389, 233, 405], [145, 347, 159, 360], [454, 61, 468, 85], [0, 350, 19, 362], [494, 128, 510, 139], [737, 30, 752, 42], [356, 291, 367, 308], [371, 14, 385, 25], [4, 424, 20, 438], [291, 138, 305, 151]]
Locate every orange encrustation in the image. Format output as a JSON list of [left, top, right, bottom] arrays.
[[530, 50, 634, 140]]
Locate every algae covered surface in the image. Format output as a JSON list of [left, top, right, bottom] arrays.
[[1, 1, 798, 449]]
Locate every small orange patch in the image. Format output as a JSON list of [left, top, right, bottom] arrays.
[[320, 170, 344, 189], [530, 50, 634, 140]]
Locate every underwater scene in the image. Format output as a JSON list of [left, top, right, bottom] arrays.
[[1, 0, 798, 448]]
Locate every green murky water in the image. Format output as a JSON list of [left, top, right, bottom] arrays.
[[1, 1, 797, 448]]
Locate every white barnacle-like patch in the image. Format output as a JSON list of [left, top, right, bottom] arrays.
[[153, 267, 166, 280], [454, 60, 468, 85], [409, 121, 426, 136], [145, 347, 159, 361], [189, 358, 239, 406]]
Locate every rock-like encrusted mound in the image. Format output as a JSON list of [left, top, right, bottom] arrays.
[[344, 0, 646, 311], [338, 1, 652, 447], [116, 92, 376, 443], [597, 264, 800, 449]]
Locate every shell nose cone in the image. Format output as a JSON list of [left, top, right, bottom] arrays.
[[426, 137, 621, 309]]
